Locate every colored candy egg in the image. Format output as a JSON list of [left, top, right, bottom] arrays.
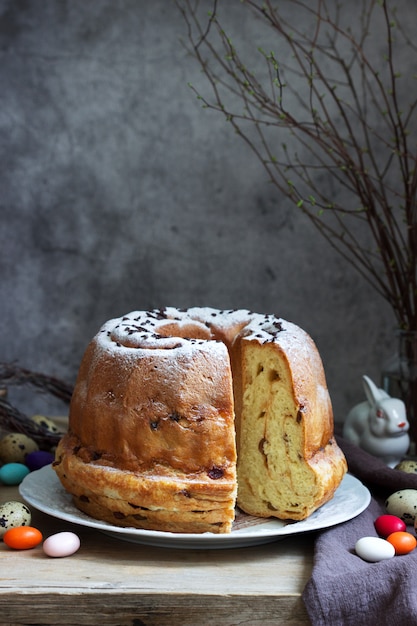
[[0, 463, 30, 485], [3, 526, 43, 549], [386, 531, 417, 555], [385, 489, 417, 523], [0, 501, 31, 538], [25, 450, 55, 472], [374, 514, 406, 537], [355, 536, 395, 562], [0, 433, 38, 464], [43, 531, 80, 557]]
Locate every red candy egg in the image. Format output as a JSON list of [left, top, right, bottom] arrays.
[[386, 531, 417, 555], [374, 514, 406, 537], [3, 526, 43, 550]]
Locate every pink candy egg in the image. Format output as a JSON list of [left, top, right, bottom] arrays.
[[374, 514, 406, 537], [43, 531, 80, 558]]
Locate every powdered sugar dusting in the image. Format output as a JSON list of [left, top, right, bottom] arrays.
[[92, 307, 314, 367]]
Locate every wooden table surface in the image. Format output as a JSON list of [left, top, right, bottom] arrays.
[[0, 474, 314, 626], [0, 404, 314, 626]]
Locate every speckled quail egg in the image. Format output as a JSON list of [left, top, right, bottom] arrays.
[[385, 489, 417, 524], [395, 460, 417, 474], [0, 501, 31, 538], [31, 414, 61, 435], [0, 433, 38, 464]]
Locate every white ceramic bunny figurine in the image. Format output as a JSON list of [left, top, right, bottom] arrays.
[[343, 375, 410, 467]]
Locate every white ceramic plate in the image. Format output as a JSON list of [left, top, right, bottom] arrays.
[[20, 465, 370, 549]]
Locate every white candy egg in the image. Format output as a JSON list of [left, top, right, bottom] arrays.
[[0, 433, 38, 464], [0, 501, 32, 538], [355, 536, 395, 562], [385, 489, 417, 524], [43, 531, 80, 557]]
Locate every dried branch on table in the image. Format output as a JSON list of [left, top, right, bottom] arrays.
[[0, 397, 63, 449], [0, 363, 73, 403], [0, 363, 74, 449]]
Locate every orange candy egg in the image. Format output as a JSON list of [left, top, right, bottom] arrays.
[[386, 531, 417, 556], [3, 526, 43, 550]]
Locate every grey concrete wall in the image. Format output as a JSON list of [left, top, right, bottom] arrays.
[[0, 0, 401, 422]]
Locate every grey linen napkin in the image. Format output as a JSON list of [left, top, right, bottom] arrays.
[[302, 436, 417, 626]]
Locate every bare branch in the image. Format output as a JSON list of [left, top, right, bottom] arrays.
[[177, 0, 417, 329]]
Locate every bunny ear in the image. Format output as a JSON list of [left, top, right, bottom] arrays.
[[362, 375, 382, 406]]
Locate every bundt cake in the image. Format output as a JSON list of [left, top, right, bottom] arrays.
[[54, 307, 347, 533]]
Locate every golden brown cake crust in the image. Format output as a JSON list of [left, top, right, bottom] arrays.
[[54, 434, 236, 533], [54, 307, 347, 533]]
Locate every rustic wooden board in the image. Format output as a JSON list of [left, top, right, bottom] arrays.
[[0, 480, 313, 626]]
